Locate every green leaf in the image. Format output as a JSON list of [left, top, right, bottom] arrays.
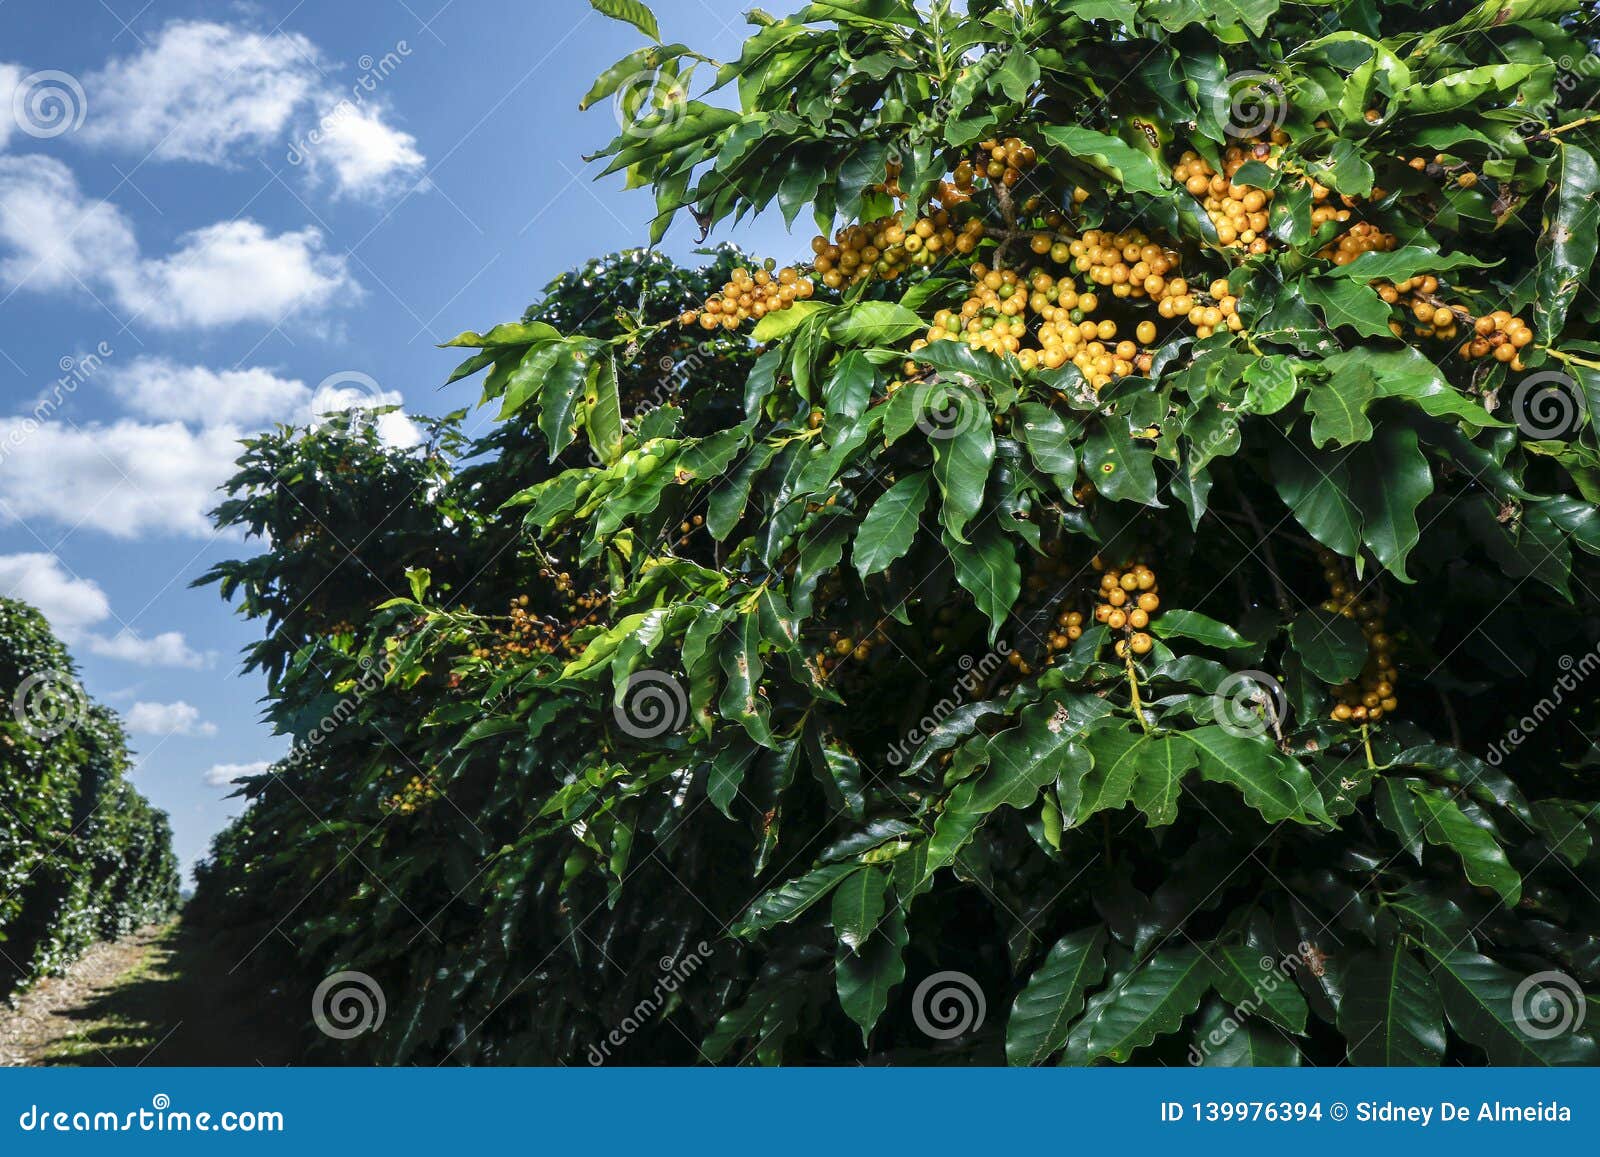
[[1326, 247, 1496, 283], [1196, 1004, 1302, 1066], [836, 905, 909, 1044], [1536, 143, 1600, 342], [1409, 784, 1522, 905], [584, 355, 625, 464], [540, 345, 598, 457], [1211, 944, 1309, 1034], [1077, 727, 1197, 828], [1272, 440, 1361, 558], [854, 471, 931, 579], [1375, 777, 1425, 863], [1421, 948, 1599, 1065], [751, 299, 827, 341], [588, 0, 660, 42], [1079, 946, 1215, 1064], [1083, 423, 1160, 506], [1288, 609, 1368, 683], [1300, 275, 1395, 340], [824, 351, 875, 420], [931, 402, 996, 543], [1351, 424, 1433, 580], [831, 866, 888, 952], [1015, 403, 1078, 494], [1182, 726, 1328, 824], [957, 696, 1100, 818], [830, 301, 924, 345], [1151, 609, 1251, 650], [1006, 927, 1108, 1065], [943, 522, 1020, 643], [1339, 945, 1446, 1065], [1410, 0, 1578, 57], [1040, 125, 1170, 195], [733, 859, 859, 936]]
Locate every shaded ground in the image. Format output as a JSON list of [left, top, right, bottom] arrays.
[[0, 922, 302, 1066]]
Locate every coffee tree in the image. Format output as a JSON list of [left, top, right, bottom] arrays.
[[198, 0, 1600, 1064], [0, 599, 180, 997]]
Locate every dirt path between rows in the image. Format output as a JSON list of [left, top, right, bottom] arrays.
[[0, 922, 301, 1066], [0, 926, 169, 1066]]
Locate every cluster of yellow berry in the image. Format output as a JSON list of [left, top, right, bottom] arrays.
[[1173, 146, 1277, 253], [812, 624, 889, 682], [1458, 310, 1534, 368], [1405, 153, 1481, 189], [919, 264, 1137, 381], [680, 263, 814, 331], [1071, 227, 1242, 336], [381, 771, 440, 815], [466, 589, 605, 664], [1321, 221, 1397, 265], [1374, 274, 1535, 366], [674, 513, 705, 548], [1316, 548, 1399, 724], [1092, 558, 1160, 658], [970, 136, 1038, 188], [809, 210, 984, 288]]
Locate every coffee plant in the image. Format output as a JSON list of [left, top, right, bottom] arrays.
[[193, 0, 1600, 1065], [0, 599, 180, 998]]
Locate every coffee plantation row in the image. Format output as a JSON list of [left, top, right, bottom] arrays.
[[190, 0, 1600, 1064], [1, 599, 180, 998]]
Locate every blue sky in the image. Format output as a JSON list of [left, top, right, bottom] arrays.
[[0, 0, 800, 875]]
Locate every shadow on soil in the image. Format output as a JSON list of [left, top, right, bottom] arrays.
[[42, 923, 304, 1066]]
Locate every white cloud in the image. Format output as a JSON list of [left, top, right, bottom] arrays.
[[305, 102, 425, 200], [74, 20, 426, 199], [132, 220, 356, 328], [0, 552, 206, 667], [109, 358, 311, 427], [204, 759, 270, 787], [0, 155, 140, 293], [79, 22, 321, 164], [0, 360, 421, 541], [0, 416, 242, 538], [310, 379, 420, 448], [0, 552, 111, 635], [126, 700, 216, 736], [0, 154, 357, 329], [0, 63, 24, 152], [85, 629, 207, 669]]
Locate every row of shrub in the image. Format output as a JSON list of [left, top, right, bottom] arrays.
[[1, 598, 181, 998]]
